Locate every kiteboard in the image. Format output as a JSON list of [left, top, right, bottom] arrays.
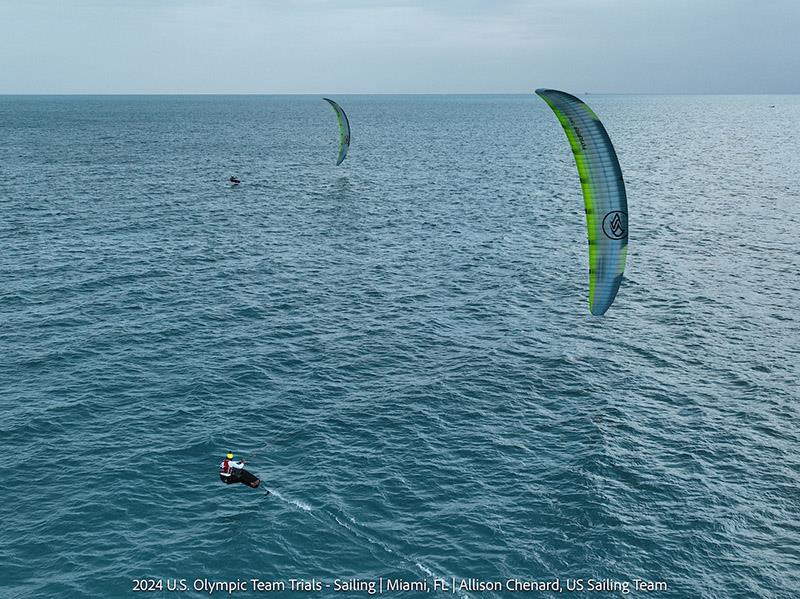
[[220, 468, 261, 489]]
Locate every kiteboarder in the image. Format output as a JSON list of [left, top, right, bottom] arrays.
[[219, 452, 261, 488], [229, 175, 240, 185]]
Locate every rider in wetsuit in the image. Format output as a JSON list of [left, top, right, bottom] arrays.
[[219, 452, 262, 488], [219, 452, 245, 484]]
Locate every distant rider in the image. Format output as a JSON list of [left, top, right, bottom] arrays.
[[219, 452, 246, 484]]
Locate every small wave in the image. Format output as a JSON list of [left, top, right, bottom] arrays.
[[325, 510, 472, 599], [328, 510, 394, 555], [415, 562, 434, 577], [267, 489, 312, 511], [415, 563, 471, 599]]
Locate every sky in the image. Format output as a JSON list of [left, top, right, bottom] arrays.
[[0, 0, 798, 94]]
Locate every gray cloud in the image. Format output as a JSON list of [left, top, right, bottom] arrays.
[[0, 0, 797, 93]]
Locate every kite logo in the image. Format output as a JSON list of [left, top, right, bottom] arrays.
[[602, 211, 628, 240]]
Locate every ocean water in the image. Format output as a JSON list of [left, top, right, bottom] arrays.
[[0, 95, 798, 599]]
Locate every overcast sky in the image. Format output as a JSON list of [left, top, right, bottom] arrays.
[[1, 0, 797, 94]]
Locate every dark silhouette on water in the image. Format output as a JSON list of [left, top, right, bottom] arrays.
[[219, 452, 261, 488]]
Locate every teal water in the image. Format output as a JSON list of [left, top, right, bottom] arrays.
[[1, 95, 798, 598]]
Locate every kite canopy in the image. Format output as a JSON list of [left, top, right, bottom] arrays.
[[322, 98, 351, 165], [536, 88, 629, 316]]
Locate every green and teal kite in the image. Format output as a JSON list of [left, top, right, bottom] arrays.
[[323, 98, 351, 166], [536, 89, 629, 316]]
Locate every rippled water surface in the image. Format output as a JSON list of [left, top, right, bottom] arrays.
[[1, 95, 798, 598]]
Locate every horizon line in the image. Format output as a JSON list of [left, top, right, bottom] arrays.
[[0, 91, 798, 96]]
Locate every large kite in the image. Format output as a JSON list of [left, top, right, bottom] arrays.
[[323, 98, 351, 166], [536, 89, 629, 315]]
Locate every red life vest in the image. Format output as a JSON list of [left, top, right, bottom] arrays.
[[220, 459, 233, 475]]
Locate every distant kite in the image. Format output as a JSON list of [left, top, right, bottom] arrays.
[[536, 89, 629, 316], [323, 98, 351, 165]]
